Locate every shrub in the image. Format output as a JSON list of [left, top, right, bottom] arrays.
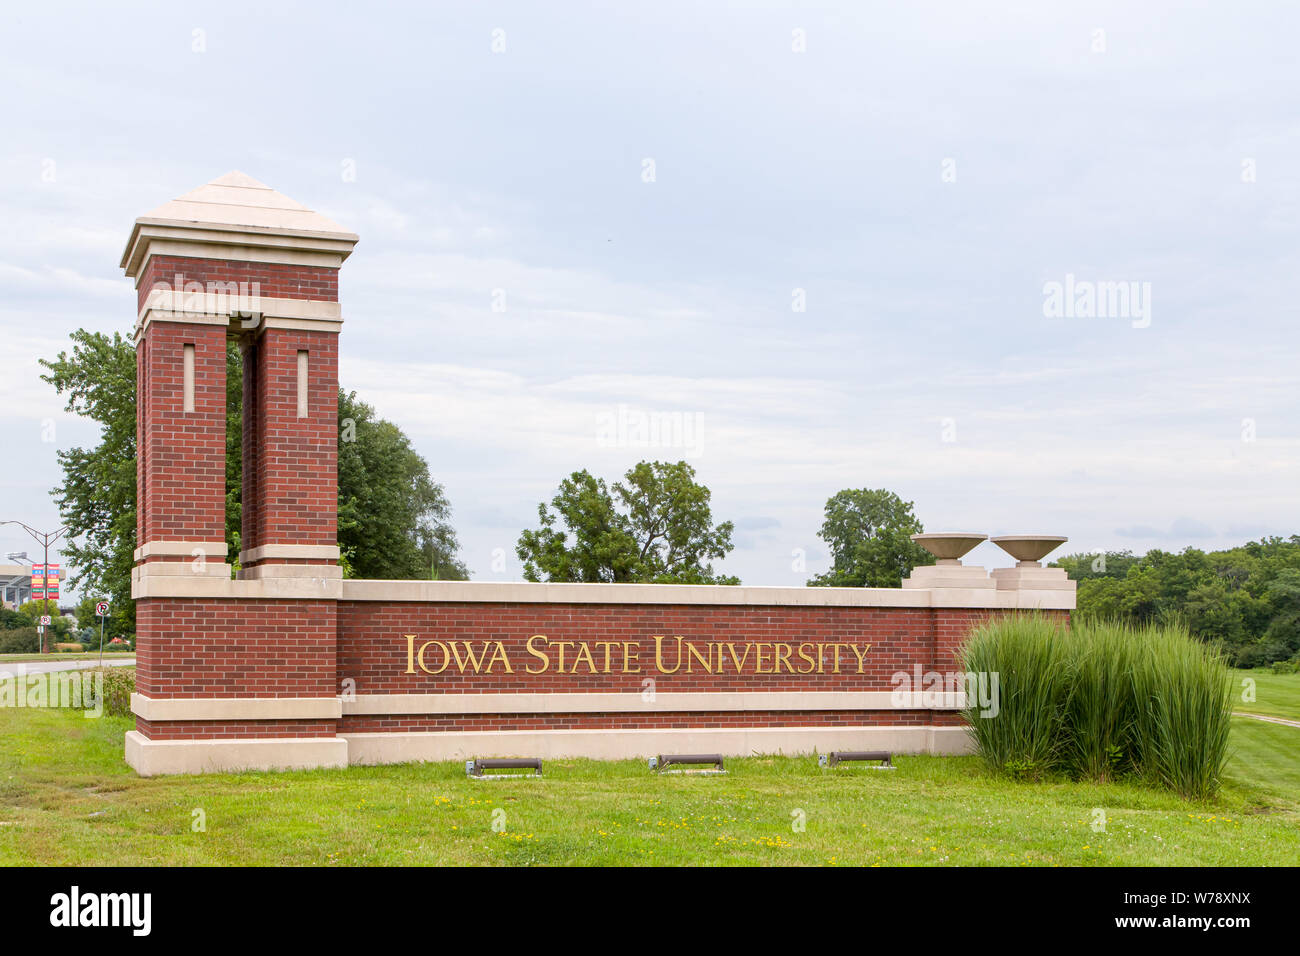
[[88, 667, 134, 717], [961, 615, 1233, 800], [0, 627, 41, 654], [53, 643, 83, 653]]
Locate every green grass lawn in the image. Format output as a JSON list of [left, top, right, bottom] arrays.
[[0, 702, 1296, 866], [1231, 669, 1300, 722]]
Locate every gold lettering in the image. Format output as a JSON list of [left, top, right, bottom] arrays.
[[846, 642, 872, 673], [525, 634, 551, 674], [449, 641, 489, 673], [725, 642, 752, 673], [573, 641, 598, 674], [418, 640, 450, 675], [487, 641, 514, 674], [406, 633, 872, 680], [654, 635, 682, 674]]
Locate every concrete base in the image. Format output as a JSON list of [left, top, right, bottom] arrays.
[[125, 724, 973, 774], [340, 725, 974, 765], [902, 565, 995, 590], [990, 566, 1077, 592], [124, 731, 348, 776]]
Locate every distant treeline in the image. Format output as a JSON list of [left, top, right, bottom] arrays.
[[1053, 536, 1300, 668]]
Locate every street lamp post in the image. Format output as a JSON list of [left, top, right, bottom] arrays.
[[1, 521, 69, 654]]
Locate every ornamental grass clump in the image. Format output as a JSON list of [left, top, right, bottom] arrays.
[[1127, 630, 1233, 801], [1060, 621, 1139, 784], [959, 614, 1072, 780], [960, 615, 1232, 799]]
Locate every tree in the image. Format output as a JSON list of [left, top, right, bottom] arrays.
[[337, 390, 468, 581], [39, 329, 468, 625], [14, 600, 73, 640], [1066, 537, 1300, 666], [1053, 550, 1140, 581], [807, 488, 933, 588], [38, 330, 137, 633], [1261, 569, 1300, 661], [517, 460, 738, 584]]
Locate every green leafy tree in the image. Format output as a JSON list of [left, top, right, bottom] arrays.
[[1053, 550, 1140, 581], [1069, 536, 1300, 666], [807, 488, 933, 588], [336, 390, 468, 581], [38, 330, 137, 633], [517, 461, 738, 584], [14, 600, 73, 640], [39, 330, 468, 626], [0, 607, 29, 630], [1261, 568, 1300, 661]]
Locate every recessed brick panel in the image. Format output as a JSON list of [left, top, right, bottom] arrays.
[[136, 321, 227, 548], [135, 598, 337, 699], [242, 328, 338, 555]]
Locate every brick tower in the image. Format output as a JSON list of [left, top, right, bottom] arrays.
[[122, 172, 357, 774]]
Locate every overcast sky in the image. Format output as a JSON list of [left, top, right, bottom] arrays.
[[2, 1, 1297, 595]]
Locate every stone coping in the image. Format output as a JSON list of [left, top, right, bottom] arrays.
[[132, 694, 343, 721], [338, 578, 1075, 609], [343, 691, 966, 715], [130, 571, 1075, 608]]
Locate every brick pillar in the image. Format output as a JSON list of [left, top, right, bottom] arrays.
[[131, 297, 232, 575], [238, 326, 340, 575], [122, 171, 357, 776]]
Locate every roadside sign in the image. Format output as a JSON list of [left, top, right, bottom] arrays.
[[95, 601, 110, 617], [39, 615, 52, 626]]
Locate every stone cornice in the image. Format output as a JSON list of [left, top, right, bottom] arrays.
[[122, 220, 358, 279]]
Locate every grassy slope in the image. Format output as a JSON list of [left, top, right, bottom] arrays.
[[0, 705, 1295, 867], [1231, 669, 1300, 722]]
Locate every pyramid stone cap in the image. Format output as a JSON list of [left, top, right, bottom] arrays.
[[122, 171, 358, 278]]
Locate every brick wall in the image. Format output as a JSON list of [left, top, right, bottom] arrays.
[[338, 602, 945, 695], [132, 596, 1043, 744], [135, 598, 337, 699], [137, 256, 338, 311]]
